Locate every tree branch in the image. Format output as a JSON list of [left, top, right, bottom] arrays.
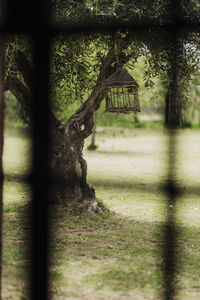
[[4, 76, 63, 130], [15, 50, 34, 94], [66, 39, 132, 139], [5, 76, 32, 116]]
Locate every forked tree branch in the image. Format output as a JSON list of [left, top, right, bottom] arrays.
[[4, 76, 63, 130]]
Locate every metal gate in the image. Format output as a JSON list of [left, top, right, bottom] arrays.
[[0, 1, 199, 299]]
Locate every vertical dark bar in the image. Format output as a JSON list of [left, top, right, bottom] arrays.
[[163, 131, 179, 300], [0, 36, 5, 300], [161, 1, 182, 297], [162, 32, 181, 300], [31, 1, 51, 299], [0, 0, 6, 294], [31, 34, 50, 299], [4, 0, 51, 297]]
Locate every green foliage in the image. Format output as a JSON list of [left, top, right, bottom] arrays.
[[5, 34, 33, 85], [49, 0, 200, 120], [52, 0, 200, 26], [50, 33, 110, 109], [4, 1, 200, 128], [49, 29, 200, 122]]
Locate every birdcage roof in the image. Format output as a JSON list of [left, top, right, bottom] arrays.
[[106, 67, 139, 87]]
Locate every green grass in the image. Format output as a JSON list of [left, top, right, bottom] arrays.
[[2, 124, 200, 299]]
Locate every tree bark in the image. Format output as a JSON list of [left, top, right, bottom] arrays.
[[88, 118, 97, 150], [165, 36, 183, 129], [4, 46, 119, 212], [50, 50, 116, 211], [165, 80, 182, 128]]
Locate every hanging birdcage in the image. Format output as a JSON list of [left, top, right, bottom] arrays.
[[105, 67, 141, 113]]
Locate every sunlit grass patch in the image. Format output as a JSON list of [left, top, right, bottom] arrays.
[[2, 124, 31, 300], [3, 125, 32, 176], [176, 194, 200, 228], [175, 129, 200, 189]]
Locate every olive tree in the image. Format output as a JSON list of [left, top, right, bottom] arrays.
[[4, 1, 200, 212]]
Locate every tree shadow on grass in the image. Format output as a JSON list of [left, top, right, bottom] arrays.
[[94, 150, 154, 157], [49, 207, 200, 300], [3, 199, 200, 300], [89, 177, 164, 192]]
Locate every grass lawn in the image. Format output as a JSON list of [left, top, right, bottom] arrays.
[[2, 125, 200, 299]]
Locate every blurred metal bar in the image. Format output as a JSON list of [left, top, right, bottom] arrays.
[[0, 2, 7, 299], [0, 2, 6, 296], [2, 0, 51, 298], [162, 131, 180, 300], [50, 19, 200, 34], [0, 36, 5, 300], [4, 172, 200, 196], [31, 2, 51, 299], [1, 1, 198, 300], [31, 34, 50, 300], [162, 31, 182, 299]]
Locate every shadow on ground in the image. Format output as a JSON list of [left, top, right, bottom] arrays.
[[49, 207, 200, 300]]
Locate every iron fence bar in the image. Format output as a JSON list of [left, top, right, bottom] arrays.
[[0, 4, 6, 297], [2, 0, 51, 298], [50, 22, 200, 35], [0, 2, 7, 299], [4, 172, 200, 196], [162, 27, 182, 299], [163, 131, 180, 300], [1, 2, 200, 299], [31, 2, 51, 298], [0, 35, 5, 300], [31, 33, 50, 299]]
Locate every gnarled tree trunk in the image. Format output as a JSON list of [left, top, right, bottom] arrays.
[[4, 47, 117, 212], [6, 34, 164, 212], [4, 34, 165, 212], [49, 112, 99, 212], [49, 54, 114, 211]]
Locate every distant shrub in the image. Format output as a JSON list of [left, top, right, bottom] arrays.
[[181, 120, 192, 128]]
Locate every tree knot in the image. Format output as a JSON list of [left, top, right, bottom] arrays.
[[73, 121, 80, 132]]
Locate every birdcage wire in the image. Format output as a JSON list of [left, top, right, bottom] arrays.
[[105, 67, 141, 113]]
